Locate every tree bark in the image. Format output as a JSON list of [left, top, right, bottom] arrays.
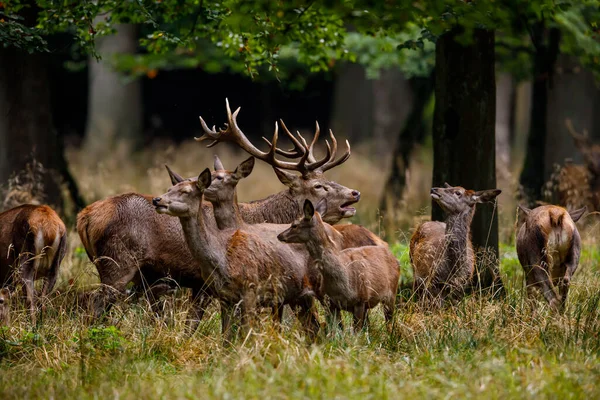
[[83, 22, 142, 160], [379, 73, 434, 216], [519, 26, 560, 206], [495, 72, 514, 181], [432, 28, 503, 294]]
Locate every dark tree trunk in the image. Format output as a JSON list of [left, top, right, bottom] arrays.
[[519, 26, 560, 206], [380, 73, 434, 215], [432, 28, 503, 294]]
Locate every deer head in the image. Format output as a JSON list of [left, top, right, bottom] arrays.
[[431, 183, 501, 214], [195, 99, 361, 224], [153, 167, 212, 217], [278, 199, 328, 244], [203, 155, 255, 205]]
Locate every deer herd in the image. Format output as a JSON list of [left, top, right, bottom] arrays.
[[0, 99, 590, 342]]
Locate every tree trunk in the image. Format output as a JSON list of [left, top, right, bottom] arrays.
[[432, 28, 503, 294], [0, 49, 86, 216], [495, 72, 514, 181], [330, 63, 373, 144], [379, 73, 434, 218], [83, 22, 142, 160], [519, 26, 560, 206]]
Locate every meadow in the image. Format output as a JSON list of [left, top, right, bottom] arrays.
[[1, 141, 599, 399]]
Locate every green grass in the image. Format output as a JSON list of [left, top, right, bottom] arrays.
[[2, 235, 600, 399]]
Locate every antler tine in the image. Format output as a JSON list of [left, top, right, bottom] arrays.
[[318, 130, 351, 173], [195, 116, 221, 147], [261, 119, 306, 158]]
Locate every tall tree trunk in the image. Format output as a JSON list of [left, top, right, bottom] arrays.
[[432, 28, 503, 294], [371, 68, 412, 157], [380, 73, 434, 220], [495, 72, 514, 181], [330, 63, 373, 144], [519, 26, 560, 206], [83, 22, 142, 160]]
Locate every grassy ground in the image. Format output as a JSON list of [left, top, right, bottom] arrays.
[[2, 142, 600, 398], [1, 234, 600, 399]]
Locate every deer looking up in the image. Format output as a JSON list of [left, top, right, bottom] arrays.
[[278, 199, 399, 332], [410, 183, 501, 304], [197, 99, 386, 248], [153, 167, 320, 341], [517, 204, 585, 312], [0, 204, 67, 324]]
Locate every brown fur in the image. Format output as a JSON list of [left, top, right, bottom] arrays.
[[76, 193, 215, 329], [0, 204, 67, 323], [409, 185, 501, 305], [0, 288, 10, 326], [154, 169, 321, 341], [278, 200, 399, 332], [517, 204, 585, 311]]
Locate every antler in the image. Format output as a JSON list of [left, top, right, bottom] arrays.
[[276, 119, 352, 174], [565, 119, 590, 150], [195, 99, 351, 176]]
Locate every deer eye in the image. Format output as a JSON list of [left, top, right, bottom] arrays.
[[454, 191, 461, 197], [314, 184, 323, 190], [216, 176, 223, 181], [291, 224, 298, 229]]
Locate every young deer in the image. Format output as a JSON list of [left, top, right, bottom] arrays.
[[517, 204, 586, 311], [410, 184, 501, 304], [0, 205, 67, 323], [0, 288, 10, 326], [153, 168, 320, 340], [278, 199, 399, 332]]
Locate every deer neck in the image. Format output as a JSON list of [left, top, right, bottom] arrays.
[[212, 191, 244, 230], [177, 204, 229, 284], [305, 224, 351, 294], [239, 190, 298, 224], [443, 208, 474, 266]]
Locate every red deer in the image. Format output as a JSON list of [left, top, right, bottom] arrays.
[[517, 204, 585, 311], [0, 288, 10, 326], [410, 184, 501, 305], [0, 205, 67, 323], [197, 99, 386, 248], [77, 102, 380, 324], [278, 199, 399, 331], [153, 168, 320, 341]]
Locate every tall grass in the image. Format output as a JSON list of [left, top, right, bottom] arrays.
[[1, 143, 599, 398]]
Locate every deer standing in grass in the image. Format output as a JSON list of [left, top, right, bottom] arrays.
[[77, 101, 380, 324], [278, 199, 399, 331], [0, 205, 67, 323], [410, 184, 501, 305], [0, 288, 10, 326], [517, 204, 585, 312], [154, 168, 321, 341]]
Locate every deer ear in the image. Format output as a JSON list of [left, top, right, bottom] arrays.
[[315, 198, 328, 217], [303, 199, 315, 220], [197, 168, 212, 191], [213, 155, 225, 171], [518, 204, 532, 216], [472, 189, 501, 203], [165, 165, 184, 185], [444, 182, 452, 188], [568, 206, 587, 223], [233, 156, 255, 181], [273, 167, 298, 187]]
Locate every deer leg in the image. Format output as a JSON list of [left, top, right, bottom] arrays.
[[187, 288, 213, 334], [273, 302, 285, 326], [296, 298, 320, 342], [352, 303, 367, 332], [20, 262, 37, 325], [383, 299, 395, 331], [326, 305, 343, 336], [220, 301, 236, 344], [530, 265, 559, 311], [240, 290, 257, 338]]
